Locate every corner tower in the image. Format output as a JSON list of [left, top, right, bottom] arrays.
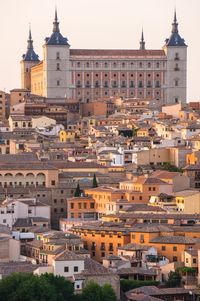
[[163, 10, 187, 105], [43, 8, 71, 98], [21, 27, 40, 90]]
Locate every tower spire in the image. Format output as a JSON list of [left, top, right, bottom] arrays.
[[53, 6, 60, 32], [27, 24, 33, 50], [172, 8, 178, 33], [139, 28, 145, 50], [22, 26, 39, 62]]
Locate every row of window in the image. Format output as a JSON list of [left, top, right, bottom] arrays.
[[76, 80, 161, 88], [70, 202, 95, 209], [75, 61, 164, 69], [64, 266, 79, 272], [76, 73, 161, 78]]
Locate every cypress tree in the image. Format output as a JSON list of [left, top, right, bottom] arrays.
[[74, 182, 81, 197], [92, 174, 98, 188]]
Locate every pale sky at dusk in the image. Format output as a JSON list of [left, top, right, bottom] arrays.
[[0, 0, 199, 101]]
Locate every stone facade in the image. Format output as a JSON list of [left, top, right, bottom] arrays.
[[21, 10, 187, 106]]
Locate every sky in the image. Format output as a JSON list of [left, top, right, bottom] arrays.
[[0, 0, 199, 101]]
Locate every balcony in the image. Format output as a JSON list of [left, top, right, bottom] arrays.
[[85, 84, 91, 88], [174, 67, 180, 71], [76, 84, 82, 88]]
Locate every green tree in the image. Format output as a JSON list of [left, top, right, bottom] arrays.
[[166, 271, 182, 287], [92, 174, 98, 188], [74, 182, 81, 197], [82, 281, 102, 301], [101, 283, 117, 301], [40, 273, 74, 301], [161, 162, 183, 173], [0, 273, 75, 301], [120, 279, 160, 292], [81, 281, 116, 301]]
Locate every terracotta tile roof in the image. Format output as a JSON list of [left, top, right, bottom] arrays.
[[130, 286, 193, 296], [118, 243, 149, 251], [70, 49, 166, 57], [118, 267, 158, 276], [0, 153, 38, 163], [130, 225, 173, 233], [150, 170, 181, 179], [54, 250, 84, 261], [83, 257, 112, 275], [0, 162, 57, 170], [125, 292, 162, 301], [0, 262, 37, 278], [150, 236, 196, 244]]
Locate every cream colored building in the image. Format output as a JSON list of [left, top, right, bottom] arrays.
[[0, 225, 20, 262], [32, 116, 56, 128], [175, 190, 200, 214]]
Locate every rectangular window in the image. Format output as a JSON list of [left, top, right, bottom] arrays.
[[90, 202, 95, 209], [64, 266, 69, 272], [173, 246, 177, 252], [173, 256, 178, 262], [161, 246, 166, 251], [74, 266, 78, 272]]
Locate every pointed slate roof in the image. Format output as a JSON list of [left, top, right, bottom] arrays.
[[165, 10, 186, 47], [45, 8, 69, 46], [22, 27, 39, 61]]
